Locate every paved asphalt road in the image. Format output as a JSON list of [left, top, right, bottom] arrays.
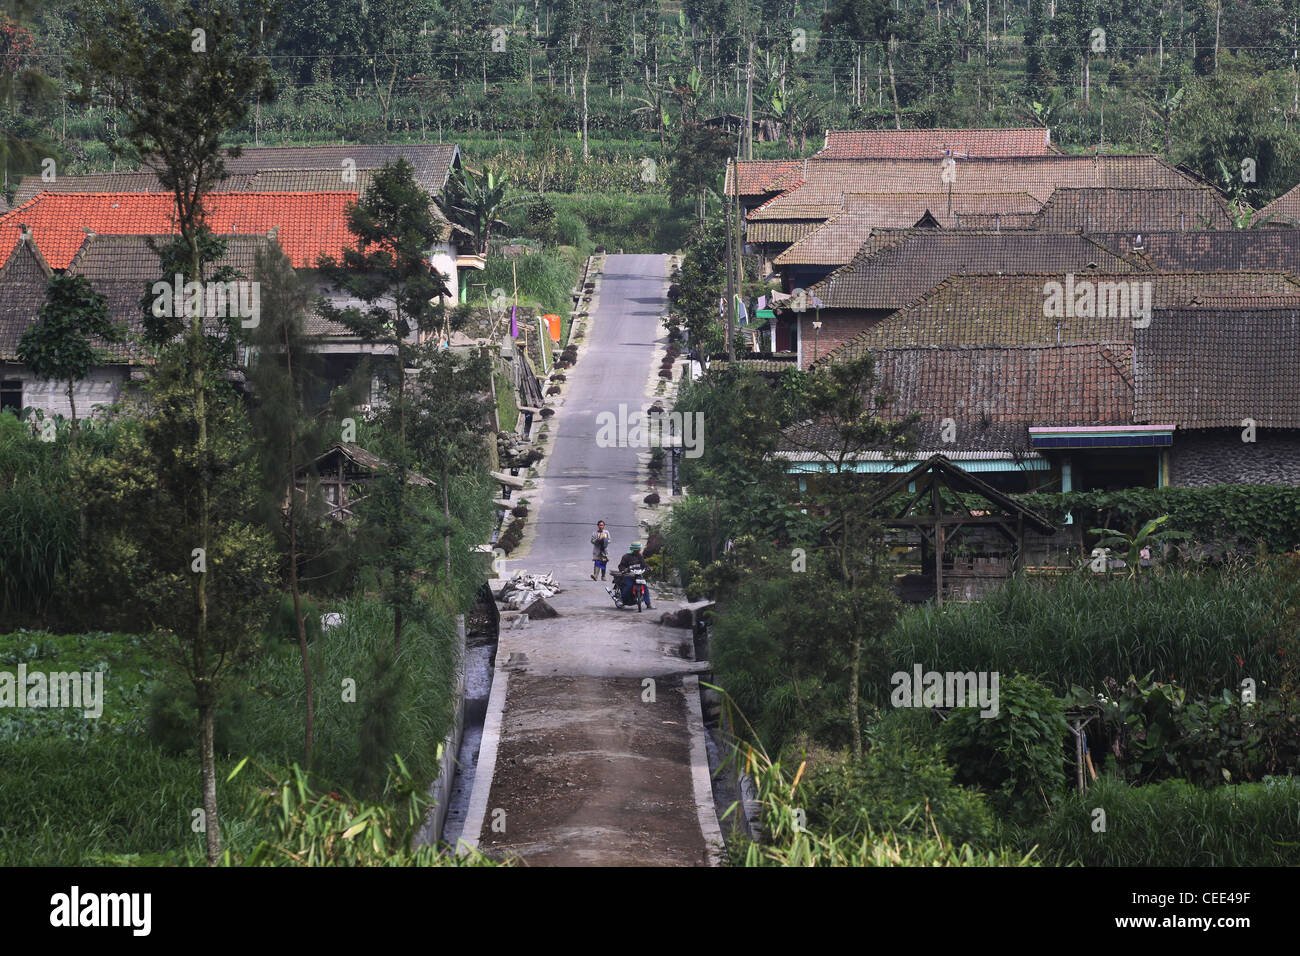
[[523, 253, 668, 577], [461, 254, 721, 865]]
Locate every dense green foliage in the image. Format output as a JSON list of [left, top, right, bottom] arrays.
[[1018, 484, 1300, 555], [803, 722, 1000, 848], [1080, 674, 1300, 785], [940, 674, 1069, 823], [878, 566, 1293, 697], [13, 0, 1300, 214]]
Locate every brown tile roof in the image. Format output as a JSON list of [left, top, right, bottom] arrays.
[[1088, 229, 1300, 272], [12, 144, 458, 209], [815, 128, 1057, 159], [814, 272, 1300, 366], [745, 219, 823, 245], [0, 241, 54, 361], [725, 159, 805, 198], [1256, 182, 1300, 226], [1135, 307, 1300, 428], [869, 343, 1135, 426], [244, 167, 376, 194], [1032, 186, 1236, 231], [223, 143, 460, 192], [779, 416, 1034, 456], [775, 192, 1042, 266], [748, 155, 1199, 222], [66, 233, 270, 282], [12, 170, 259, 206], [799, 231, 1143, 311], [0, 238, 157, 364]]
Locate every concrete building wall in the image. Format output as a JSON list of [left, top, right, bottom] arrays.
[[1169, 429, 1300, 486], [0, 364, 130, 419]]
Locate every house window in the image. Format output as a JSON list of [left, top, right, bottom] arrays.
[[0, 380, 21, 414]]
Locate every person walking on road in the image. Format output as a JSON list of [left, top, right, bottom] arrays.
[[590, 520, 611, 580]]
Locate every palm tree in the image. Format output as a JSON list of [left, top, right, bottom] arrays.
[[444, 165, 523, 256]]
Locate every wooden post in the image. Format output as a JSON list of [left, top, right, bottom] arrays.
[[1071, 718, 1085, 795]]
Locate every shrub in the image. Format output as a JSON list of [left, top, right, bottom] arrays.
[[555, 208, 589, 248], [940, 674, 1068, 824], [1081, 675, 1300, 785], [524, 196, 558, 244], [803, 738, 999, 849]]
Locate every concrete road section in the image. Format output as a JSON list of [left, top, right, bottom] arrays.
[[459, 254, 723, 866]]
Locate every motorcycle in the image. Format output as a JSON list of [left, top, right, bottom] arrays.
[[606, 565, 650, 611]]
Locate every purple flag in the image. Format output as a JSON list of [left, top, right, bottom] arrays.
[[510, 305, 518, 338]]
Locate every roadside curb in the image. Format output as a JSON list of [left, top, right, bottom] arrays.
[[683, 674, 725, 866]]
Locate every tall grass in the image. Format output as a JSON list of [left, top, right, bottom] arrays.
[[551, 193, 691, 254], [1033, 776, 1300, 867], [237, 595, 459, 794], [0, 411, 136, 623], [876, 567, 1291, 698], [476, 249, 578, 314]]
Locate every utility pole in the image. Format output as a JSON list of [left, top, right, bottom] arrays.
[[744, 39, 754, 160], [725, 159, 736, 362], [734, 153, 744, 357]]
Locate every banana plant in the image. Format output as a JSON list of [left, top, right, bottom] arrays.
[[1089, 514, 1189, 577], [443, 164, 524, 256]]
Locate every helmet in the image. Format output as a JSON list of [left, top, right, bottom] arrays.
[[629, 542, 642, 551]]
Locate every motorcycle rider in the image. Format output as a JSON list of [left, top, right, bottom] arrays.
[[590, 520, 610, 580], [613, 541, 652, 608]]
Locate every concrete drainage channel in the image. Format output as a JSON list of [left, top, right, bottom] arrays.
[[420, 585, 499, 851]]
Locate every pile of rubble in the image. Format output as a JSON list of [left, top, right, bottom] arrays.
[[495, 570, 562, 617], [497, 431, 542, 469]]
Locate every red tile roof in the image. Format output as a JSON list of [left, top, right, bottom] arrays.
[[816, 127, 1056, 159], [0, 192, 359, 269]]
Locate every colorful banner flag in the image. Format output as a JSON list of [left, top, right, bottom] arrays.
[[510, 305, 518, 338]]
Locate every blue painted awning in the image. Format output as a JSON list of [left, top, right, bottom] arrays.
[[1029, 426, 1173, 450]]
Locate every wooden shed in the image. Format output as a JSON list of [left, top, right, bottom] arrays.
[[294, 441, 434, 522]]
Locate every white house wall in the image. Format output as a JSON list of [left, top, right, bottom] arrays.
[[1, 364, 129, 419]]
